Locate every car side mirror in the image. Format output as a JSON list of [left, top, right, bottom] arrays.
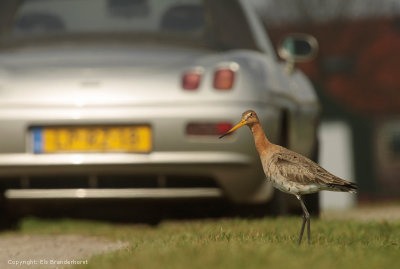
[[278, 34, 318, 74]]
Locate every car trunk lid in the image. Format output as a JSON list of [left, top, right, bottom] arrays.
[[0, 45, 220, 106]]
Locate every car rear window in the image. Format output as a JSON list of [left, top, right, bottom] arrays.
[[0, 0, 259, 51]]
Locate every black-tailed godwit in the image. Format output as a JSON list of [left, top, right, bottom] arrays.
[[220, 110, 357, 245]]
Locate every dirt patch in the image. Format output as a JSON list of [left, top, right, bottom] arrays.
[[0, 234, 127, 268]]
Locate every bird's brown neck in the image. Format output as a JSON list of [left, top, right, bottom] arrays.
[[250, 123, 271, 155]]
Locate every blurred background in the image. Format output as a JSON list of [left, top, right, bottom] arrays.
[[0, 0, 398, 224], [252, 0, 400, 207]]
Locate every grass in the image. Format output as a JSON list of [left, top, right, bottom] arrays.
[[7, 216, 399, 269]]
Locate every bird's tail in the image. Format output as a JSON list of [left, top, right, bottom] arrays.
[[326, 181, 358, 193]]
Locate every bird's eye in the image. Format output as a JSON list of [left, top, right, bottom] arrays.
[[249, 113, 253, 117]]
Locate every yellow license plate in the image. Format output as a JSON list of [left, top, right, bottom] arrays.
[[32, 126, 152, 153]]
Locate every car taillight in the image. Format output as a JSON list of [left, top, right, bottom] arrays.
[[182, 71, 202, 90], [213, 68, 235, 90], [186, 122, 233, 136]]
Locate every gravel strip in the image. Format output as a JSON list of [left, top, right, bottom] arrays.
[[0, 234, 128, 269], [321, 204, 400, 222]]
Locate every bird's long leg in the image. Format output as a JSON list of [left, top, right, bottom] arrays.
[[298, 212, 307, 245], [296, 195, 310, 245]]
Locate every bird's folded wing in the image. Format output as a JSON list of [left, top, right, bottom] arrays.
[[272, 151, 351, 186]]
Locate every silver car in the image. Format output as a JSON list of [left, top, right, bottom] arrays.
[[0, 0, 319, 216]]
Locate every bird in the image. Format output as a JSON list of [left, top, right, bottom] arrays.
[[219, 110, 357, 245]]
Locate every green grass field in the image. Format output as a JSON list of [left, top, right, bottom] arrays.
[[11, 216, 400, 269]]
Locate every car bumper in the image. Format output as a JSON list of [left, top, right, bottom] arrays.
[[0, 151, 250, 167], [0, 151, 273, 204], [5, 188, 224, 200]]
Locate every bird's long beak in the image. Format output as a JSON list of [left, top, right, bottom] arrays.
[[219, 120, 247, 139]]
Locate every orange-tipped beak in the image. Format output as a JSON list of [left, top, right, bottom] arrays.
[[219, 120, 247, 139]]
